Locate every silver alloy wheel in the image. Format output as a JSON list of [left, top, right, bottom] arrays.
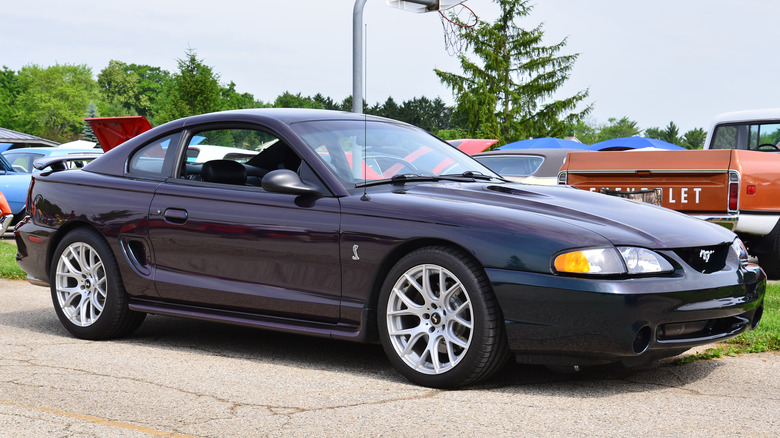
[[54, 242, 107, 327], [386, 263, 474, 375]]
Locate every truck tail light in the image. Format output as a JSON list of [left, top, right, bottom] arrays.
[[728, 171, 740, 212]]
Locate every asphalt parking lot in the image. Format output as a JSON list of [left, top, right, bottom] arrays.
[[1, 277, 779, 437]]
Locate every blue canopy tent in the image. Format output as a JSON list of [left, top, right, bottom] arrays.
[[589, 137, 686, 151], [497, 137, 590, 150]]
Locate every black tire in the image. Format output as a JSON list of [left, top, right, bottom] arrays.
[[757, 229, 780, 280], [377, 246, 509, 388], [49, 228, 145, 339]]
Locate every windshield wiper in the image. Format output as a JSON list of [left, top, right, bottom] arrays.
[[355, 171, 498, 188], [355, 174, 440, 188]]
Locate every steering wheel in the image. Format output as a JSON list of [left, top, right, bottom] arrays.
[[756, 143, 779, 151], [377, 157, 419, 177]]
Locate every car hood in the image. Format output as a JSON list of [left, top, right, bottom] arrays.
[[388, 181, 734, 249]]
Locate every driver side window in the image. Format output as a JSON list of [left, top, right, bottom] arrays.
[[179, 128, 314, 188]]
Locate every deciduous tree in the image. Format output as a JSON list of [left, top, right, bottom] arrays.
[[14, 63, 97, 142]]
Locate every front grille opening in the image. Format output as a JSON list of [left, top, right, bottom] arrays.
[[658, 316, 749, 341], [673, 244, 729, 273]]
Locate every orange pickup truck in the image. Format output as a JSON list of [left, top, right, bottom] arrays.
[[559, 109, 780, 278]]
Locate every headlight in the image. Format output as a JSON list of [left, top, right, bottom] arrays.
[[554, 247, 673, 276], [617, 247, 674, 274], [553, 248, 625, 274], [731, 238, 749, 266]]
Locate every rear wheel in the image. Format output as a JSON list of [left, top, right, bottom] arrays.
[[378, 246, 509, 388], [757, 229, 780, 279], [50, 228, 145, 339]]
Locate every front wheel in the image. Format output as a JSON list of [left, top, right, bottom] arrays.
[[50, 228, 145, 339], [378, 246, 509, 388]]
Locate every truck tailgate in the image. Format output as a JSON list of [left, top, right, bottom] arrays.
[[561, 150, 735, 214]]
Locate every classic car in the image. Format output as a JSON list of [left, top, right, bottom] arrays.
[[0, 147, 101, 224], [3, 146, 101, 173], [473, 148, 587, 185], [0, 153, 35, 223], [15, 109, 766, 388]]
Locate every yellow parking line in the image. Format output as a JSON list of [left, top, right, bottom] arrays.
[[0, 399, 197, 437]]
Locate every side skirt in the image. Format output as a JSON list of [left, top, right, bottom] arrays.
[[128, 298, 366, 342]]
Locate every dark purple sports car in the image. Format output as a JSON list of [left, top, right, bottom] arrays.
[[15, 109, 765, 388]]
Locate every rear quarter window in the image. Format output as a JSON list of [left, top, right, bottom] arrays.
[[128, 134, 177, 178]]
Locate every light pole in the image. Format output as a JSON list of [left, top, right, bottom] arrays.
[[352, 0, 440, 114]]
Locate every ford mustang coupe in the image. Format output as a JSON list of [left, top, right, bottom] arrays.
[[15, 109, 765, 388]]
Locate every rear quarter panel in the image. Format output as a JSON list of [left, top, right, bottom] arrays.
[[21, 170, 159, 297]]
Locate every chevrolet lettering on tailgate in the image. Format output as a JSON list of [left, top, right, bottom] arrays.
[[588, 187, 704, 204]]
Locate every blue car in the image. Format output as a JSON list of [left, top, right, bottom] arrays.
[[1, 147, 101, 222]]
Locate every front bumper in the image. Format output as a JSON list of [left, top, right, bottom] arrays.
[[488, 263, 766, 367]]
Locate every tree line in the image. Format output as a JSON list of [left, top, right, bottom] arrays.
[[0, 0, 707, 148]]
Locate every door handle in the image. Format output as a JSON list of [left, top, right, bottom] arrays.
[[163, 208, 188, 224]]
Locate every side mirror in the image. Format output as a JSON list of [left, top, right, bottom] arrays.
[[261, 169, 322, 196]]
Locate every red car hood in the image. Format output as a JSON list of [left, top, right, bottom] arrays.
[[447, 139, 499, 155], [84, 116, 153, 152]]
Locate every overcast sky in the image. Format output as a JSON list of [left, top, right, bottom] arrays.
[[3, 0, 779, 134]]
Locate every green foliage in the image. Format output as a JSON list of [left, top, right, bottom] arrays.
[[566, 120, 598, 144], [661, 121, 680, 144], [155, 49, 222, 124], [0, 242, 26, 281], [682, 127, 707, 149], [434, 128, 468, 141], [0, 66, 21, 129], [81, 102, 99, 145], [97, 60, 141, 116], [676, 282, 779, 364], [644, 127, 663, 140], [13, 63, 98, 142], [274, 91, 324, 109], [435, 0, 591, 144], [645, 121, 681, 146], [565, 116, 639, 144], [221, 81, 267, 110], [387, 97, 453, 132], [596, 117, 641, 142]]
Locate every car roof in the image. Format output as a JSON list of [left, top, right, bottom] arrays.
[[709, 108, 780, 126]]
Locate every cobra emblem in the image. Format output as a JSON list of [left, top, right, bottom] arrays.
[[352, 244, 360, 261]]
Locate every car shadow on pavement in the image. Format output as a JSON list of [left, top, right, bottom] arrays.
[[1, 306, 719, 392]]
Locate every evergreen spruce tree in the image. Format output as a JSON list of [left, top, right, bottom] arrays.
[[435, 0, 591, 144], [81, 102, 100, 147]]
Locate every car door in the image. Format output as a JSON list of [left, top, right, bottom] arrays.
[[147, 126, 342, 323]]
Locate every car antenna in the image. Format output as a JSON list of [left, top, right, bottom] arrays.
[[360, 22, 370, 202]]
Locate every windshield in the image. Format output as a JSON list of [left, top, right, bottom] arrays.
[[290, 120, 499, 185]]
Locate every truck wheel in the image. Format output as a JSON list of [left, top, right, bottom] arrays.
[[757, 229, 780, 279], [378, 246, 509, 388], [50, 228, 146, 339]]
